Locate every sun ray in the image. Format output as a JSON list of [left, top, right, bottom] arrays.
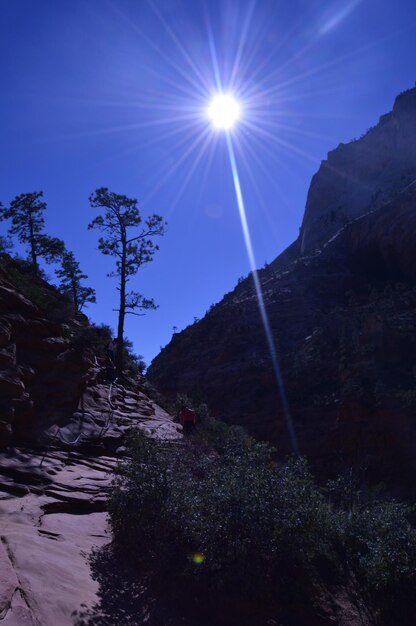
[[192, 132, 220, 210], [241, 14, 313, 93], [228, 0, 256, 92], [145, 0, 213, 95], [105, 0, 209, 99], [233, 135, 293, 243], [225, 132, 299, 454], [252, 35, 386, 103], [236, 128, 303, 195], [165, 130, 217, 219], [142, 126, 213, 205], [320, 0, 362, 35], [241, 119, 320, 165], [205, 14, 223, 92]]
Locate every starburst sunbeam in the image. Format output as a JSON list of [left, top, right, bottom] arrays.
[[225, 132, 300, 455], [53, 2, 370, 453]]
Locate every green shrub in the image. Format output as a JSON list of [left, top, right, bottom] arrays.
[[69, 323, 112, 357], [342, 501, 416, 593], [1, 255, 73, 321], [109, 431, 416, 615], [173, 393, 213, 424], [109, 432, 334, 599], [119, 336, 146, 377]]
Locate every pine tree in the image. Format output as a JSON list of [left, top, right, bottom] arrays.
[[0, 192, 64, 277], [55, 250, 96, 313], [88, 187, 165, 374], [0, 201, 13, 255]]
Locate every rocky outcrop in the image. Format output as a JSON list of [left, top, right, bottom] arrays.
[[0, 383, 181, 625], [44, 380, 181, 453], [0, 256, 182, 452], [0, 265, 92, 446], [299, 87, 416, 253], [0, 254, 184, 624], [149, 187, 416, 489], [0, 454, 129, 623]]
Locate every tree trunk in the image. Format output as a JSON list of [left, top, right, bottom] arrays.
[[116, 240, 126, 376], [72, 279, 78, 314], [29, 219, 38, 278]]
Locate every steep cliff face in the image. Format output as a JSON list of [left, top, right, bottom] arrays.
[[300, 87, 416, 253], [149, 102, 416, 487]]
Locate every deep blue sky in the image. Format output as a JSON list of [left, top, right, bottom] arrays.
[[1, 0, 416, 366]]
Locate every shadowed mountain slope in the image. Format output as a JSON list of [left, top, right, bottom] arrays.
[[149, 90, 416, 489]]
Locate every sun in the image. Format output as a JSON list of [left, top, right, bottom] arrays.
[[208, 93, 241, 130]]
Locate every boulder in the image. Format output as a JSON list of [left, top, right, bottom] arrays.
[[0, 372, 25, 399], [0, 420, 12, 447], [0, 319, 11, 349], [0, 287, 37, 317]]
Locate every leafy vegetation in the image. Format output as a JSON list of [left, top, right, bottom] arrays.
[[109, 427, 416, 621], [55, 250, 96, 312], [0, 254, 74, 322], [69, 323, 145, 376]]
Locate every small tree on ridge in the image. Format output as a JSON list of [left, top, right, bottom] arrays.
[[88, 187, 165, 374], [55, 250, 96, 313], [0, 192, 64, 277]]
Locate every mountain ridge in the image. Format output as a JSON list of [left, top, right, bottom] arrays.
[[148, 87, 416, 489]]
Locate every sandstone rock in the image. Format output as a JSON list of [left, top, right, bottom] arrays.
[[0, 421, 12, 447], [0, 345, 16, 368], [38, 337, 68, 353], [0, 287, 37, 317], [0, 538, 20, 620], [11, 398, 34, 434], [0, 448, 111, 625], [0, 403, 14, 424], [0, 320, 11, 350], [0, 372, 24, 399]]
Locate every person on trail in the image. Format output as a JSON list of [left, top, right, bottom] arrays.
[[178, 405, 197, 436]]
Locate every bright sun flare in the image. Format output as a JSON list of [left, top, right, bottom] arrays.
[[208, 93, 241, 129]]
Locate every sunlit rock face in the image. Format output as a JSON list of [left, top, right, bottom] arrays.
[[300, 87, 416, 253]]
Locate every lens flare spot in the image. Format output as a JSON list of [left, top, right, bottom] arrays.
[[208, 93, 241, 129], [190, 551, 206, 565]]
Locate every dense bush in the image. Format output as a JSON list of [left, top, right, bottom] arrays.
[[69, 323, 113, 357], [342, 501, 416, 593], [1, 254, 74, 321], [108, 428, 416, 618], [69, 324, 145, 376]]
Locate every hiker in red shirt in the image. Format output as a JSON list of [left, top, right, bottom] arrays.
[[178, 405, 197, 435]]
